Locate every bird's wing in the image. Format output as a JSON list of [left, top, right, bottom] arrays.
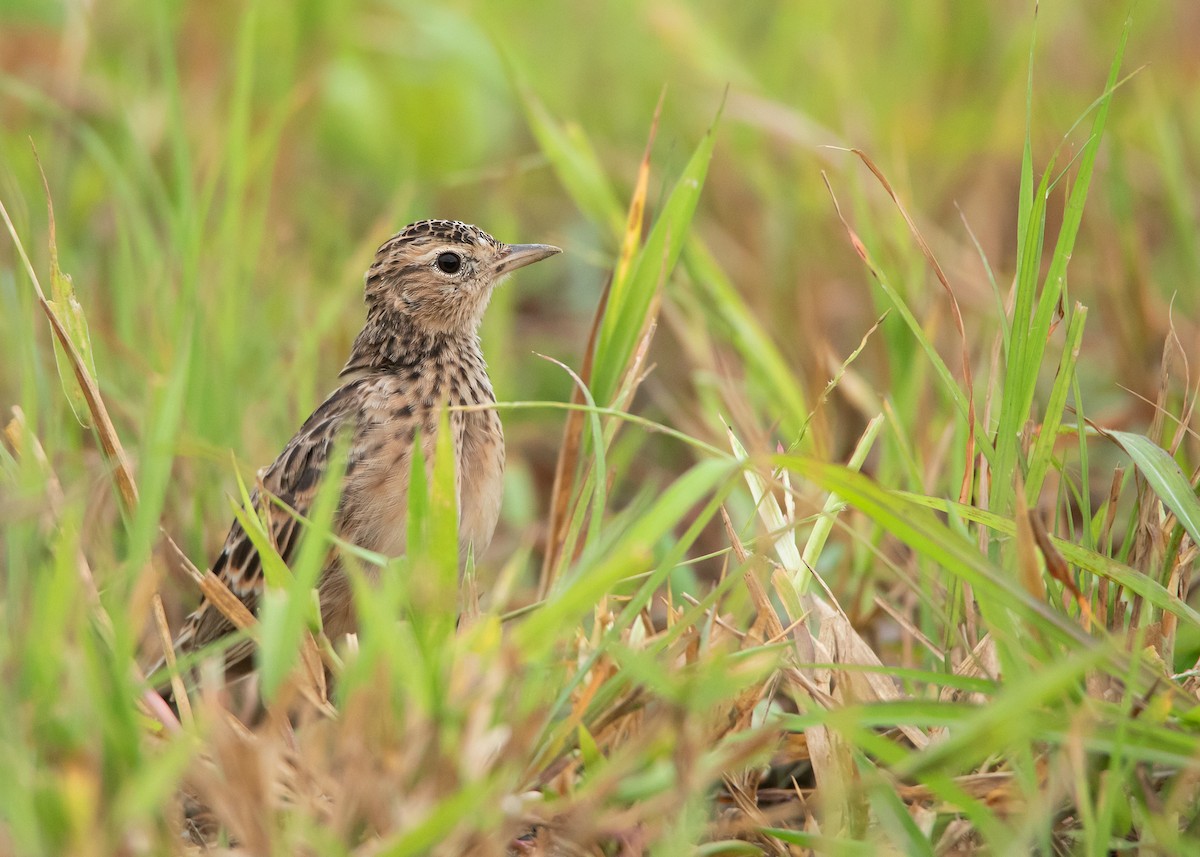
[[170, 379, 370, 673]]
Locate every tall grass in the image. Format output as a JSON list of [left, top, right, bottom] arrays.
[[3, 1, 1200, 854]]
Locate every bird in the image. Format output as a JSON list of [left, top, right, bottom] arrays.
[[153, 219, 561, 687]]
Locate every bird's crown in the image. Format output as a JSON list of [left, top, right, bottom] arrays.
[[390, 219, 503, 250]]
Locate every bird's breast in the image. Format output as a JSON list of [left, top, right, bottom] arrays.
[[342, 357, 504, 562], [457, 403, 504, 555]]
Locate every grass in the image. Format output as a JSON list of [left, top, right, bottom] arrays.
[[3, 1, 1200, 854]]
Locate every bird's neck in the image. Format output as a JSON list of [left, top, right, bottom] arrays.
[[340, 305, 480, 378]]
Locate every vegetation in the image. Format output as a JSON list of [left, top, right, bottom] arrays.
[[3, 1, 1200, 854]]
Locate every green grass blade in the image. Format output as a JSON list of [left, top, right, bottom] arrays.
[[1108, 431, 1200, 550], [993, 18, 1129, 517], [258, 437, 349, 701], [785, 457, 1088, 647], [1024, 304, 1087, 501], [516, 459, 733, 651], [511, 81, 623, 236], [683, 241, 810, 442], [899, 491, 1200, 627], [591, 104, 722, 406]]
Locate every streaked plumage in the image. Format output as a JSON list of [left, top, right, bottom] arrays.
[[158, 220, 561, 681]]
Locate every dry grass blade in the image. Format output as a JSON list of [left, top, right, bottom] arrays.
[[821, 171, 873, 266], [153, 593, 194, 727], [3, 406, 64, 508], [727, 426, 930, 748], [721, 506, 786, 643], [714, 509, 785, 746], [850, 148, 978, 505], [539, 275, 609, 595], [611, 295, 661, 415], [164, 530, 331, 715], [1029, 509, 1091, 625], [1015, 481, 1047, 600], [614, 88, 663, 286], [162, 528, 258, 632], [0, 180, 139, 513], [160, 531, 334, 725]]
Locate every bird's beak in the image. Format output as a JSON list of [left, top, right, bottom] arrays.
[[494, 243, 562, 276]]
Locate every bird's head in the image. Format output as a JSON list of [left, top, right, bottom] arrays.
[[364, 219, 561, 334]]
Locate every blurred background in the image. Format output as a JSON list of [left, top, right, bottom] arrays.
[[2, 0, 1198, 602]]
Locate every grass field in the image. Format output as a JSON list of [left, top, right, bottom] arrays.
[[3, 1, 1200, 854]]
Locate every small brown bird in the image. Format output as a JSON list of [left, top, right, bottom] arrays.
[[160, 219, 561, 681]]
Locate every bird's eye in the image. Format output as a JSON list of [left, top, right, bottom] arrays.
[[436, 252, 462, 274]]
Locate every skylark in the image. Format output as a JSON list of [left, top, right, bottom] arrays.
[[158, 219, 561, 683]]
